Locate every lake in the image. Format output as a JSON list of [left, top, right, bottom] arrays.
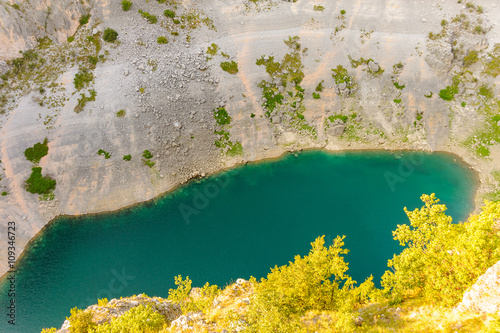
[[0, 150, 477, 332]]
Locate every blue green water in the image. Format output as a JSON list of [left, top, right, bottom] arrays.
[[0, 150, 477, 332]]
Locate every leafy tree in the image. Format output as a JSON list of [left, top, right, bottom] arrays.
[[168, 275, 221, 314], [381, 194, 500, 306], [246, 236, 374, 332], [67, 307, 96, 332]]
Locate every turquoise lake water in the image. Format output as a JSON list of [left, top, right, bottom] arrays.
[[0, 150, 477, 332]]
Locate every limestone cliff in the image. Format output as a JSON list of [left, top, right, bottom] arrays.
[[0, 0, 87, 61]]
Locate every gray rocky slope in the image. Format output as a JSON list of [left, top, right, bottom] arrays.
[[0, 0, 500, 278]]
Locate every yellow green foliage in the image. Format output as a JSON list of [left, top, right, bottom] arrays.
[[381, 194, 500, 306], [67, 307, 96, 332], [168, 275, 221, 314], [245, 235, 375, 332], [89, 304, 165, 332]]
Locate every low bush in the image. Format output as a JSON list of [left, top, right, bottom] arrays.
[[213, 107, 231, 125], [164, 9, 175, 18], [79, 14, 90, 25], [138, 10, 157, 24], [24, 138, 49, 163], [103, 28, 118, 42], [97, 149, 111, 159], [121, 0, 132, 11], [157, 36, 168, 44], [25, 167, 56, 194], [220, 61, 238, 74], [74, 69, 93, 90]]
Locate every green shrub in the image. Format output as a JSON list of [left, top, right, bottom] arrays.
[[79, 14, 91, 25], [313, 5, 325, 11], [67, 36, 74, 43], [168, 275, 221, 313], [164, 9, 175, 18], [381, 194, 500, 306], [171, 31, 179, 36], [315, 80, 324, 92], [227, 141, 243, 156], [142, 150, 153, 159], [328, 115, 348, 123], [74, 69, 93, 90], [116, 109, 126, 117], [439, 77, 460, 101], [340, 9, 346, 15], [143, 159, 155, 168], [91, 304, 164, 332], [1, 191, 8, 196], [74, 90, 96, 113], [67, 307, 96, 332], [123, 154, 131, 161], [424, 92, 433, 98], [121, 0, 132, 11], [207, 43, 219, 56], [97, 149, 111, 159], [24, 138, 49, 163], [463, 50, 478, 66], [220, 61, 238, 74], [173, 19, 180, 24], [312, 92, 320, 99], [25, 167, 56, 194], [477, 145, 491, 156], [138, 10, 157, 24], [478, 85, 494, 99], [247, 235, 373, 332], [393, 82, 405, 90], [103, 28, 118, 42], [157, 36, 168, 44], [213, 107, 231, 125], [393, 98, 402, 104]]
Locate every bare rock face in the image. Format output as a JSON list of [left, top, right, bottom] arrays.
[[0, 0, 86, 60], [425, 41, 454, 74], [457, 260, 500, 314]]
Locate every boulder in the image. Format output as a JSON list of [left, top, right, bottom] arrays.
[[457, 260, 500, 314], [327, 124, 345, 136], [337, 81, 347, 91], [368, 60, 380, 73], [271, 116, 281, 124]]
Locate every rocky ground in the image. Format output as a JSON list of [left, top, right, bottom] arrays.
[[0, 0, 500, 278]]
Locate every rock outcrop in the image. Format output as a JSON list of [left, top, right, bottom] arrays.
[[0, 0, 86, 60], [56, 295, 182, 332], [457, 260, 500, 314]]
